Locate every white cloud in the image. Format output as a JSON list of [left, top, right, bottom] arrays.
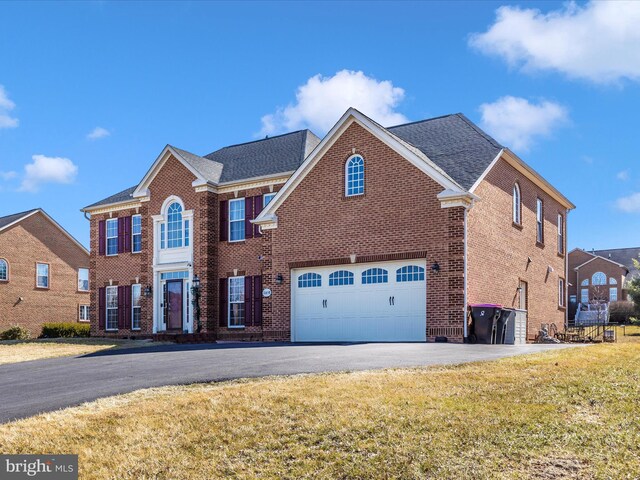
[[19, 155, 78, 192], [479, 96, 568, 151], [469, 2, 640, 84], [259, 70, 408, 136], [86, 126, 110, 140], [616, 192, 640, 213], [0, 85, 18, 129], [0, 171, 17, 181], [617, 170, 630, 181]]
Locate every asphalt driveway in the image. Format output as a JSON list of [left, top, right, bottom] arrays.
[[0, 342, 577, 423]]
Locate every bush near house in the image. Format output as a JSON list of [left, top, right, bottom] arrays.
[[0, 325, 31, 341], [41, 323, 90, 338], [609, 301, 638, 323]]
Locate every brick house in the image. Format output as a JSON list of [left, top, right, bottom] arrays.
[[0, 209, 90, 336], [82, 108, 574, 343]]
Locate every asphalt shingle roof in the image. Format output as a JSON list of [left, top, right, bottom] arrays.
[[0, 208, 40, 230], [171, 146, 223, 184], [388, 114, 503, 191], [83, 186, 137, 209], [593, 247, 640, 281]]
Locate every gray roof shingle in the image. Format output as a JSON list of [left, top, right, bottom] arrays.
[[171, 146, 223, 184], [388, 114, 503, 191], [593, 247, 640, 281], [83, 186, 137, 210], [0, 209, 40, 230]]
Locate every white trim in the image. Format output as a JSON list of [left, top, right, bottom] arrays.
[[131, 283, 142, 331], [77, 267, 90, 292], [105, 218, 118, 256], [513, 182, 522, 225], [228, 276, 245, 328], [79, 304, 90, 322], [36, 262, 49, 289], [254, 108, 466, 226], [228, 197, 245, 243], [436, 189, 478, 209], [469, 149, 504, 193], [344, 154, 365, 197], [131, 214, 142, 254], [105, 285, 118, 331], [263, 192, 277, 208], [574, 255, 627, 271]]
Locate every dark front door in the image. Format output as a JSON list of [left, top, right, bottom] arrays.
[[166, 279, 183, 331]]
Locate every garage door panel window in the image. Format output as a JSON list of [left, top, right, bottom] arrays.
[[329, 270, 354, 286], [396, 265, 425, 282], [228, 277, 245, 327], [362, 268, 388, 284], [298, 272, 322, 288]]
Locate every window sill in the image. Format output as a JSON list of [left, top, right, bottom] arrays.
[[78, 290, 90, 294], [536, 241, 545, 248], [78, 320, 90, 323], [512, 222, 523, 230], [0, 279, 8, 283], [105, 329, 118, 332], [35, 286, 49, 290], [558, 306, 566, 311], [227, 325, 245, 329], [343, 193, 365, 201], [131, 328, 141, 331], [106, 254, 118, 257], [557, 252, 565, 259], [227, 240, 246, 244]]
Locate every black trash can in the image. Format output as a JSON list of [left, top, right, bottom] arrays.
[[469, 304, 502, 344], [495, 308, 515, 344]]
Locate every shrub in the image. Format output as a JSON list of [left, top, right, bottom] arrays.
[[41, 323, 90, 338], [609, 301, 638, 324], [0, 325, 31, 340]]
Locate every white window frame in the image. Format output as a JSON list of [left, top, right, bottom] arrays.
[[536, 198, 544, 244], [513, 183, 522, 225], [558, 278, 565, 307], [263, 192, 276, 207], [228, 276, 245, 328], [106, 286, 118, 331], [131, 284, 142, 330], [106, 218, 118, 256], [609, 278, 617, 285], [132, 214, 142, 253], [557, 213, 564, 254], [581, 279, 589, 286], [228, 198, 245, 243], [0, 258, 8, 281], [79, 305, 90, 322], [345, 154, 365, 197], [36, 262, 49, 289], [78, 268, 89, 292], [610, 287, 618, 302], [165, 202, 184, 249], [592, 272, 606, 286], [581, 288, 589, 304]]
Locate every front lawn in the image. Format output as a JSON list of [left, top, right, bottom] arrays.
[[1, 340, 639, 479], [0, 338, 160, 365]]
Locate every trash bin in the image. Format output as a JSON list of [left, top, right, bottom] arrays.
[[469, 304, 502, 344], [495, 308, 515, 344]]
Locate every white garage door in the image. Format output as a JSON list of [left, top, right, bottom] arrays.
[[292, 260, 427, 342]]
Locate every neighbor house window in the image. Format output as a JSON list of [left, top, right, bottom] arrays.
[[329, 270, 354, 286], [610, 288, 618, 302], [362, 268, 388, 284], [228, 277, 245, 327], [558, 278, 565, 307], [78, 268, 89, 292], [229, 198, 245, 242], [263, 192, 276, 207], [106, 218, 118, 255], [106, 286, 118, 330], [79, 305, 90, 322], [581, 279, 589, 286], [36, 263, 49, 288], [536, 198, 544, 244], [0, 259, 7, 281], [132, 215, 142, 253], [557, 214, 564, 254], [345, 155, 364, 196], [592, 272, 606, 286], [581, 288, 589, 304], [132, 284, 141, 330], [167, 202, 183, 248], [609, 278, 617, 285], [513, 183, 522, 225]]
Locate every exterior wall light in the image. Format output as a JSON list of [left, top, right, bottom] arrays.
[[144, 286, 153, 297], [276, 273, 284, 285], [431, 262, 440, 274]]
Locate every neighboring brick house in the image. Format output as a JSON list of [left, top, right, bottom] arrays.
[[567, 247, 638, 318], [0, 209, 90, 336], [83, 108, 574, 343]]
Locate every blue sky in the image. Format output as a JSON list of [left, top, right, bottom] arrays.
[[1, 1, 639, 249]]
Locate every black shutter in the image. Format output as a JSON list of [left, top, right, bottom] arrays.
[[254, 196, 263, 238], [244, 276, 253, 326], [98, 221, 106, 256], [219, 200, 228, 241], [219, 278, 228, 327], [98, 287, 106, 329], [253, 275, 262, 326], [245, 197, 254, 239], [117, 285, 125, 329]]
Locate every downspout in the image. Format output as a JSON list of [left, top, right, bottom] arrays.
[[463, 207, 469, 340], [565, 208, 570, 329]]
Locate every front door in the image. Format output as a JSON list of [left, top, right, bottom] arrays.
[[166, 279, 183, 330]]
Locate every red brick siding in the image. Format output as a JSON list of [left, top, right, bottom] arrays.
[[569, 255, 627, 304], [0, 213, 89, 336]]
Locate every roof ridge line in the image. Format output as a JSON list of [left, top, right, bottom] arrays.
[[0, 208, 41, 222], [454, 113, 503, 150], [204, 129, 311, 157], [387, 113, 457, 129]]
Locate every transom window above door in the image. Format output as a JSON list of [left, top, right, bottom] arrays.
[[329, 270, 354, 286], [345, 155, 364, 197], [362, 268, 388, 284]]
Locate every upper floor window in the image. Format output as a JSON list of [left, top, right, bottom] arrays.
[[557, 214, 564, 254], [160, 200, 189, 249], [362, 268, 388, 284], [329, 270, 354, 286], [132, 215, 142, 253], [345, 155, 364, 197], [106, 218, 118, 256], [513, 183, 522, 225], [78, 268, 89, 292], [0, 259, 7, 281], [36, 263, 49, 288], [581, 279, 589, 286], [536, 198, 544, 244], [558, 278, 565, 307], [229, 198, 245, 242], [263, 192, 276, 207], [298, 272, 322, 288], [610, 278, 618, 285], [592, 272, 606, 285]]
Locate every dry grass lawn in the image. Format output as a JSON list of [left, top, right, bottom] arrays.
[[0, 338, 160, 365], [1, 339, 640, 479]]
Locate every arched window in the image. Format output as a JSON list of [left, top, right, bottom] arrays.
[[396, 265, 425, 282], [0, 259, 7, 281], [329, 270, 354, 286], [581, 279, 589, 286], [298, 272, 322, 288], [592, 272, 606, 285], [513, 183, 522, 225], [167, 202, 183, 248], [609, 278, 617, 285], [362, 268, 388, 284], [345, 155, 364, 196]]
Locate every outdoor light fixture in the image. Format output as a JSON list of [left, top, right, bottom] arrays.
[[144, 286, 153, 298], [276, 273, 284, 285], [192, 274, 200, 289], [431, 262, 441, 274]]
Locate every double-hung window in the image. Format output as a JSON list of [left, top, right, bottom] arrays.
[[263, 192, 276, 207], [78, 268, 89, 292], [36, 263, 49, 288], [106, 286, 118, 330], [610, 287, 618, 302], [536, 198, 544, 244], [106, 218, 118, 255], [79, 305, 90, 322], [558, 278, 565, 307], [557, 213, 564, 255], [229, 198, 245, 242], [132, 215, 142, 253], [131, 284, 142, 330], [228, 276, 245, 327]]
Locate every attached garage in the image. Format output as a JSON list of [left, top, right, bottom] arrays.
[[291, 260, 427, 342]]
